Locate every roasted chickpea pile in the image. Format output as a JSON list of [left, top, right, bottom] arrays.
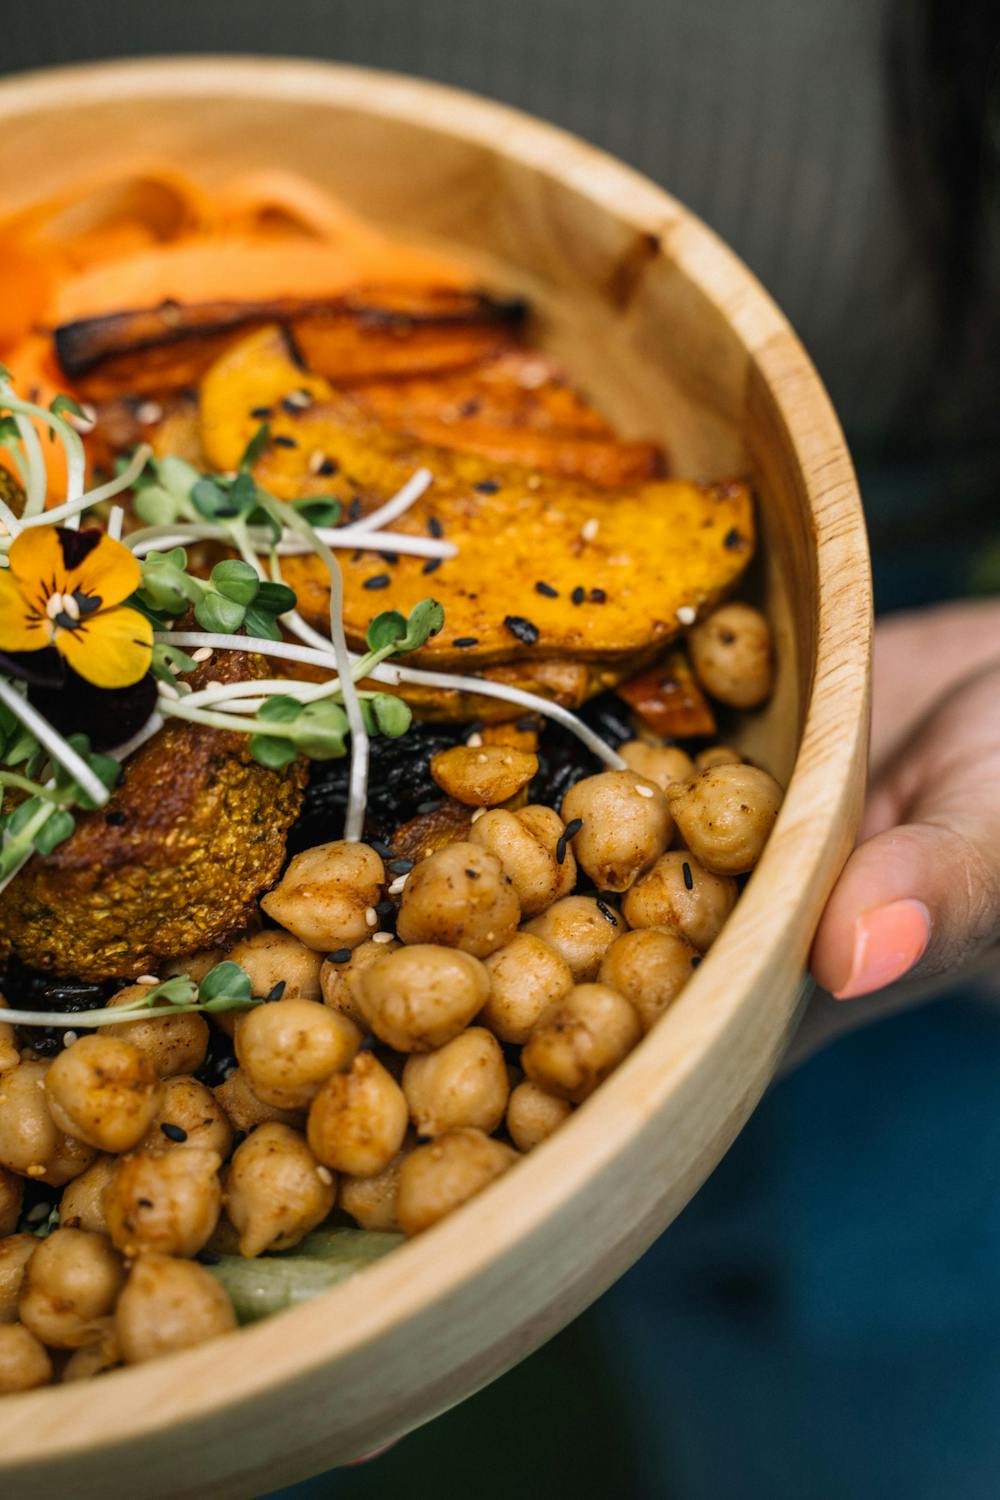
[[0, 599, 782, 1391]]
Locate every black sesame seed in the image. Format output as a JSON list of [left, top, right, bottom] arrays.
[[503, 615, 539, 646], [465, 868, 480, 880], [555, 816, 584, 865], [197, 1249, 222, 1265], [273, 434, 298, 449], [460, 398, 481, 416], [422, 557, 442, 575], [374, 899, 394, 917], [691, 955, 702, 969], [516, 715, 538, 731], [160, 1122, 188, 1143], [724, 528, 745, 550], [388, 858, 415, 874], [369, 840, 394, 860], [105, 810, 126, 827], [474, 480, 500, 494], [682, 861, 694, 891], [281, 397, 302, 415], [595, 898, 619, 926], [535, 580, 559, 598], [416, 798, 443, 814], [348, 497, 363, 521], [250, 405, 273, 419], [571, 586, 586, 605], [453, 636, 479, 648], [328, 948, 352, 965], [590, 588, 607, 604], [265, 981, 287, 1002], [137, 1197, 154, 1209], [363, 574, 391, 590], [318, 457, 339, 476], [428, 516, 443, 538], [379, 552, 400, 566]]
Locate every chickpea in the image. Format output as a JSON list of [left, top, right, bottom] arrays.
[[213, 1068, 304, 1133], [666, 763, 783, 876], [396, 842, 519, 957], [430, 743, 538, 806], [340, 1137, 413, 1232], [261, 840, 385, 951], [45, 1035, 162, 1154], [18, 1227, 124, 1349], [620, 740, 696, 791], [0, 1061, 96, 1186], [224, 1123, 335, 1257], [307, 1052, 408, 1178], [469, 805, 575, 916], [228, 929, 324, 1001], [403, 1028, 509, 1138], [560, 771, 672, 892], [522, 983, 643, 1103], [694, 744, 743, 772], [235, 998, 361, 1111], [62, 1329, 121, 1381], [480, 933, 573, 1044], [688, 601, 773, 708], [0, 1323, 51, 1393], [320, 937, 399, 1029], [622, 851, 738, 951], [59, 1154, 118, 1235], [598, 928, 699, 1031], [506, 1081, 572, 1152], [0, 1235, 37, 1323], [115, 1254, 236, 1364], [357, 944, 490, 1052], [523, 896, 624, 982], [0, 997, 18, 1075], [139, 1075, 234, 1158], [397, 1128, 517, 1237], [105, 1147, 222, 1259], [103, 986, 209, 1078], [0, 1165, 23, 1236]]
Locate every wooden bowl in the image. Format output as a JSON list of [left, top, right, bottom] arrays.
[[0, 58, 871, 1498]]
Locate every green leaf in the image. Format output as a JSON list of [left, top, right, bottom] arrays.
[[366, 610, 407, 652], [358, 698, 376, 735], [253, 581, 297, 616], [246, 505, 282, 546], [293, 701, 348, 760], [34, 808, 75, 854], [257, 695, 303, 724], [134, 485, 181, 527], [194, 593, 247, 633], [249, 734, 300, 769], [241, 606, 282, 641], [200, 960, 254, 1004], [211, 559, 261, 607], [400, 598, 445, 651], [239, 423, 272, 471], [372, 693, 412, 738], [190, 477, 233, 520], [49, 393, 89, 421], [157, 455, 202, 500], [6, 796, 43, 836], [0, 415, 21, 444], [294, 497, 341, 528]]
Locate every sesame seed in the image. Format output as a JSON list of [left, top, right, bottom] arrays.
[[595, 898, 619, 926], [387, 858, 414, 874], [250, 405, 273, 419], [571, 586, 586, 606], [503, 615, 540, 646], [470, 808, 487, 824], [63, 1030, 78, 1047], [388, 875, 408, 896], [160, 1122, 188, 1143], [453, 637, 479, 649], [316, 1165, 334, 1185], [682, 861, 694, 890], [590, 588, 607, 604], [635, 784, 655, 798], [284, 388, 313, 411], [136, 400, 163, 425], [363, 574, 391, 591], [535, 581, 558, 598], [555, 817, 584, 864], [374, 899, 394, 917], [371, 931, 395, 944], [422, 558, 442, 575], [467, 732, 484, 747], [328, 948, 352, 964], [265, 981, 287, 1002], [724, 528, 745, 550], [192, 646, 214, 663], [273, 434, 298, 449], [676, 605, 697, 626], [476, 753, 488, 764], [308, 448, 327, 474], [318, 457, 339, 477], [365, 907, 378, 927], [581, 518, 599, 542], [474, 480, 499, 494], [136, 974, 159, 985], [428, 516, 443, 538], [691, 955, 702, 969]]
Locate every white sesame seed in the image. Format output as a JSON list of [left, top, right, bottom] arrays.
[[517, 361, 549, 390], [63, 1031, 78, 1048], [470, 808, 487, 823], [371, 931, 394, 944], [476, 753, 488, 764], [136, 400, 163, 426], [316, 1165, 334, 1185], [308, 448, 327, 475], [192, 646, 214, 663], [676, 605, 697, 626], [365, 907, 378, 928], [581, 518, 599, 542], [466, 732, 484, 748], [635, 784, 655, 798], [285, 388, 312, 409], [387, 874, 408, 896], [136, 974, 159, 985]]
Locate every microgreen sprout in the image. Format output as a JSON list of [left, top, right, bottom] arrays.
[[0, 960, 262, 1030]]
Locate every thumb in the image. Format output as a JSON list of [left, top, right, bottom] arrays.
[[811, 665, 1000, 998]]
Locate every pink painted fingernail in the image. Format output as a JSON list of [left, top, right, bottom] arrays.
[[834, 898, 931, 999]]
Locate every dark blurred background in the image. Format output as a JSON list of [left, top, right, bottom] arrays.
[[4, 4, 999, 1496]]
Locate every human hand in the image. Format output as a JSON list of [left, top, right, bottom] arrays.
[[809, 598, 1000, 1006]]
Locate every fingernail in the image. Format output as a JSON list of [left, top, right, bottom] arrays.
[[834, 898, 931, 999]]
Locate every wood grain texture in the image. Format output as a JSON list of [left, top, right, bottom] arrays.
[[0, 57, 872, 1498]]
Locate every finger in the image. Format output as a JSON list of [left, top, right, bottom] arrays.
[[811, 665, 1000, 998]]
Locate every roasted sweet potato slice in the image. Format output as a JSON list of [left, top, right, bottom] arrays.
[[54, 287, 525, 400], [615, 649, 718, 739], [200, 328, 754, 677]]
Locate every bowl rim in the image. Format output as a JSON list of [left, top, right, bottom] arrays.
[[0, 54, 872, 1470]]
